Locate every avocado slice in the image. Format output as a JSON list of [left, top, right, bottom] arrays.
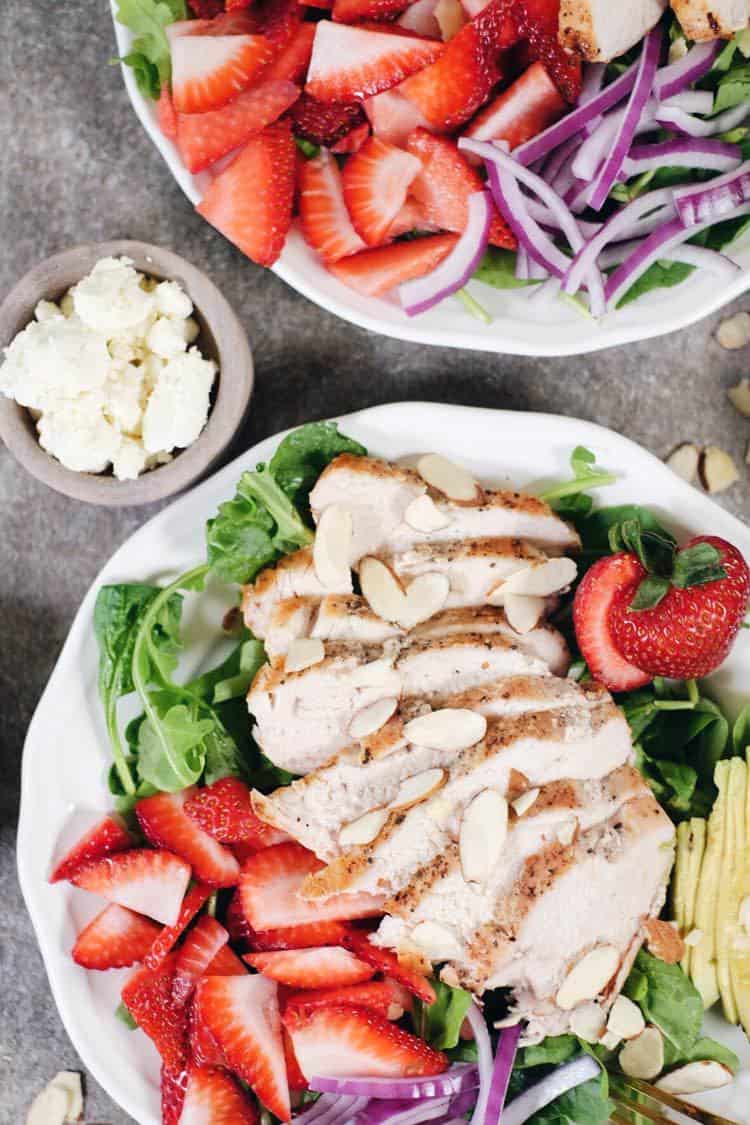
[[716, 757, 747, 1024], [730, 750, 750, 1035], [681, 817, 707, 974], [692, 761, 730, 1010]]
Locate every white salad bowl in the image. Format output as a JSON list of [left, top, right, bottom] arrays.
[[16, 402, 750, 1124], [110, 7, 750, 356]]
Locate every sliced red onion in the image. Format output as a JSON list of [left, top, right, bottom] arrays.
[[501, 1056, 600, 1125], [399, 191, 492, 316], [466, 1001, 493, 1125], [620, 138, 742, 178], [485, 1026, 521, 1125], [513, 61, 639, 167], [579, 62, 606, 107], [354, 1097, 452, 1125], [605, 204, 750, 307], [543, 134, 580, 189], [668, 244, 741, 278], [528, 255, 549, 281], [654, 40, 723, 101], [589, 27, 662, 212], [660, 89, 715, 115], [515, 247, 530, 281], [674, 161, 750, 225], [310, 1066, 479, 1102], [528, 276, 559, 301], [563, 187, 676, 295], [484, 160, 571, 277], [525, 198, 602, 239], [655, 101, 750, 137], [295, 1095, 367, 1125]]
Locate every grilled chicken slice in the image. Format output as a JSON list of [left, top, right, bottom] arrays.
[[248, 630, 569, 773], [265, 596, 403, 661], [298, 701, 632, 899], [412, 608, 570, 676], [310, 454, 581, 558], [671, 0, 749, 38], [264, 597, 319, 662], [242, 547, 352, 639], [559, 0, 667, 60], [253, 681, 617, 862]]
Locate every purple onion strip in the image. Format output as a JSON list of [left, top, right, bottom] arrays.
[[674, 160, 750, 225], [653, 40, 723, 101], [656, 101, 750, 138], [621, 138, 742, 178]]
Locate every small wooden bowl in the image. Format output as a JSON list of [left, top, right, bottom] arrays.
[[0, 240, 254, 506]]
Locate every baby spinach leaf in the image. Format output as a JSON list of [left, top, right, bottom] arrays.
[[663, 1036, 740, 1073], [529, 1077, 612, 1125], [733, 703, 750, 754], [715, 63, 750, 112], [517, 1035, 579, 1069], [473, 247, 539, 290], [629, 950, 703, 1054], [413, 981, 473, 1051], [269, 421, 366, 511]]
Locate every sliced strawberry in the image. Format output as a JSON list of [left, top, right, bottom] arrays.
[[387, 197, 435, 237], [384, 977, 414, 1015], [190, 1000, 226, 1068], [406, 128, 514, 247], [245, 946, 375, 988], [258, 0, 302, 46], [158, 85, 179, 142], [194, 975, 291, 1120], [329, 232, 458, 296], [299, 149, 366, 264], [342, 928, 436, 1003], [572, 554, 653, 693], [284, 980, 404, 1018], [463, 59, 565, 150], [239, 842, 383, 930], [207, 944, 248, 975], [197, 119, 296, 267], [50, 813, 133, 884], [181, 1065, 260, 1124], [289, 93, 366, 146], [227, 0, 254, 9], [122, 954, 187, 1068], [306, 23, 444, 103], [226, 889, 255, 945], [400, 0, 516, 129], [185, 778, 288, 847], [188, 10, 263, 34], [145, 884, 214, 970], [341, 136, 421, 246], [173, 917, 230, 1008], [190, 0, 226, 15], [284, 1004, 448, 1079], [333, 0, 410, 21], [71, 849, 191, 927], [397, 0, 441, 36], [283, 1027, 308, 1091], [176, 81, 299, 173], [250, 920, 350, 950], [137, 790, 240, 888], [162, 1063, 189, 1125], [331, 121, 371, 153], [364, 88, 433, 147], [171, 34, 274, 114], [263, 22, 316, 81], [72, 903, 161, 970], [515, 0, 581, 102]]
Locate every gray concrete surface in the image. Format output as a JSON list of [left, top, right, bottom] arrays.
[[1, 1, 749, 1122]]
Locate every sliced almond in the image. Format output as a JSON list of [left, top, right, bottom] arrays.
[[684, 927, 704, 947], [619, 1026, 664, 1080], [339, 807, 389, 848], [655, 1061, 733, 1095], [313, 505, 353, 591], [606, 995, 645, 1041], [717, 311, 750, 350], [410, 920, 463, 961], [569, 1002, 606, 1043], [416, 453, 481, 503], [666, 443, 700, 484], [556, 818, 578, 846], [399, 572, 451, 629], [599, 1030, 622, 1052], [699, 445, 740, 494], [359, 557, 449, 629], [556, 946, 620, 1010], [644, 917, 685, 965], [390, 768, 447, 811], [404, 708, 487, 752], [285, 638, 325, 674], [26, 1084, 70, 1125], [728, 377, 750, 417], [350, 657, 400, 690], [739, 895, 750, 935], [503, 594, 546, 635], [460, 788, 508, 884], [52, 1073, 83, 1122], [350, 697, 399, 740], [435, 0, 466, 38], [403, 494, 452, 533], [512, 788, 540, 817], [492, 557, 578, 599]]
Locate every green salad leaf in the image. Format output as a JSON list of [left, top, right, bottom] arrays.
[[268, 421, 366, 513], [114, 0, 186, 99], [412, 980, 473, 1050], [625, 951, 703, 1055], [473, 248, 539, 290], [516, 1035, 579, 1069], [528, 1077, 612, 1125], [538, 447, 617, 518], [715, 63, 750, 112]]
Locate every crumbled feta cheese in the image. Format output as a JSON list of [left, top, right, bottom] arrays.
[[0, 257, 217, 481]]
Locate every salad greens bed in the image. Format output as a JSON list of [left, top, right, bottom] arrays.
[[93, 424, 747, 1122]]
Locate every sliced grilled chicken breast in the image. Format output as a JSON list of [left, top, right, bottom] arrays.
[[242, 547, 352, 638], [411, 609, 571, 676], [312, 596, 405, 647], [310, 454, 581, 557], [400, 675, 607, 723], [559, 0, 667, 60], [264, 597, 319, 662], [671, 0, 749, 38], [396, 633, 557, 697]]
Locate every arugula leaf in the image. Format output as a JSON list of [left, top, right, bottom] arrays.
[[538, 447, 617, 513], [114, 0, 186, 99], [715, 63, 750, 112], [268, 422, 366, 513], [137, 697, 214, 791], [528, 1077, 612, 1125], [473, 247, 539, 290], [412, 980, 473, 1050], [629, 950, 703, 1054]]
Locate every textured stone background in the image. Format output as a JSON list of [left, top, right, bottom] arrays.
[[1, 2, 749, 1122]]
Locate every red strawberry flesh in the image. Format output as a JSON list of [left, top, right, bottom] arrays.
[[572, 554, 653, 693], [137, 789, 240, 888], [245, 946, 376, 988], [72, 903, 161, 970], [71, 848, 191, 927], [50, 813, 133, 884]]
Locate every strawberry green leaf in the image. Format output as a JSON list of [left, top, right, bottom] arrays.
[[672, 542, 727, 588]]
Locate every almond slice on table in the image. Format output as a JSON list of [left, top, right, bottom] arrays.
[[339, 808, 390, 847], [503, 594, 546, 635], [619, 1026, 664, 1080], [655, 1061, 733, 1095], [410, 920, 463, 961], [717, 311, 750, 350], [512, 788, 540, 817], [389, 768, 447, 811], [350, 697, 399, 740], [460, 789, 508, 884], [699, 446, 740, 494], [728, 378, 750, 417], [416, 453, 482, 503], [569, 1002, 606, 1044], [489, 557, 578, 602], [556, 946, 620, 1010], [607, 995, 645, 1041], [665, 443, 700, 484], [403, 494, 452, 533], [314, 504, 353, 590], [285, 638, 325, 673], [26, 1084, 70, 1125], [403, 708, 487, 751]]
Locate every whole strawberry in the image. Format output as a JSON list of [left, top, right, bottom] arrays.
[[609, 535, 750, 680]]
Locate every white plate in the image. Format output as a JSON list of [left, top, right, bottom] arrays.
[[17, 402, 750, 1124], [109, 6, 750, 357]]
